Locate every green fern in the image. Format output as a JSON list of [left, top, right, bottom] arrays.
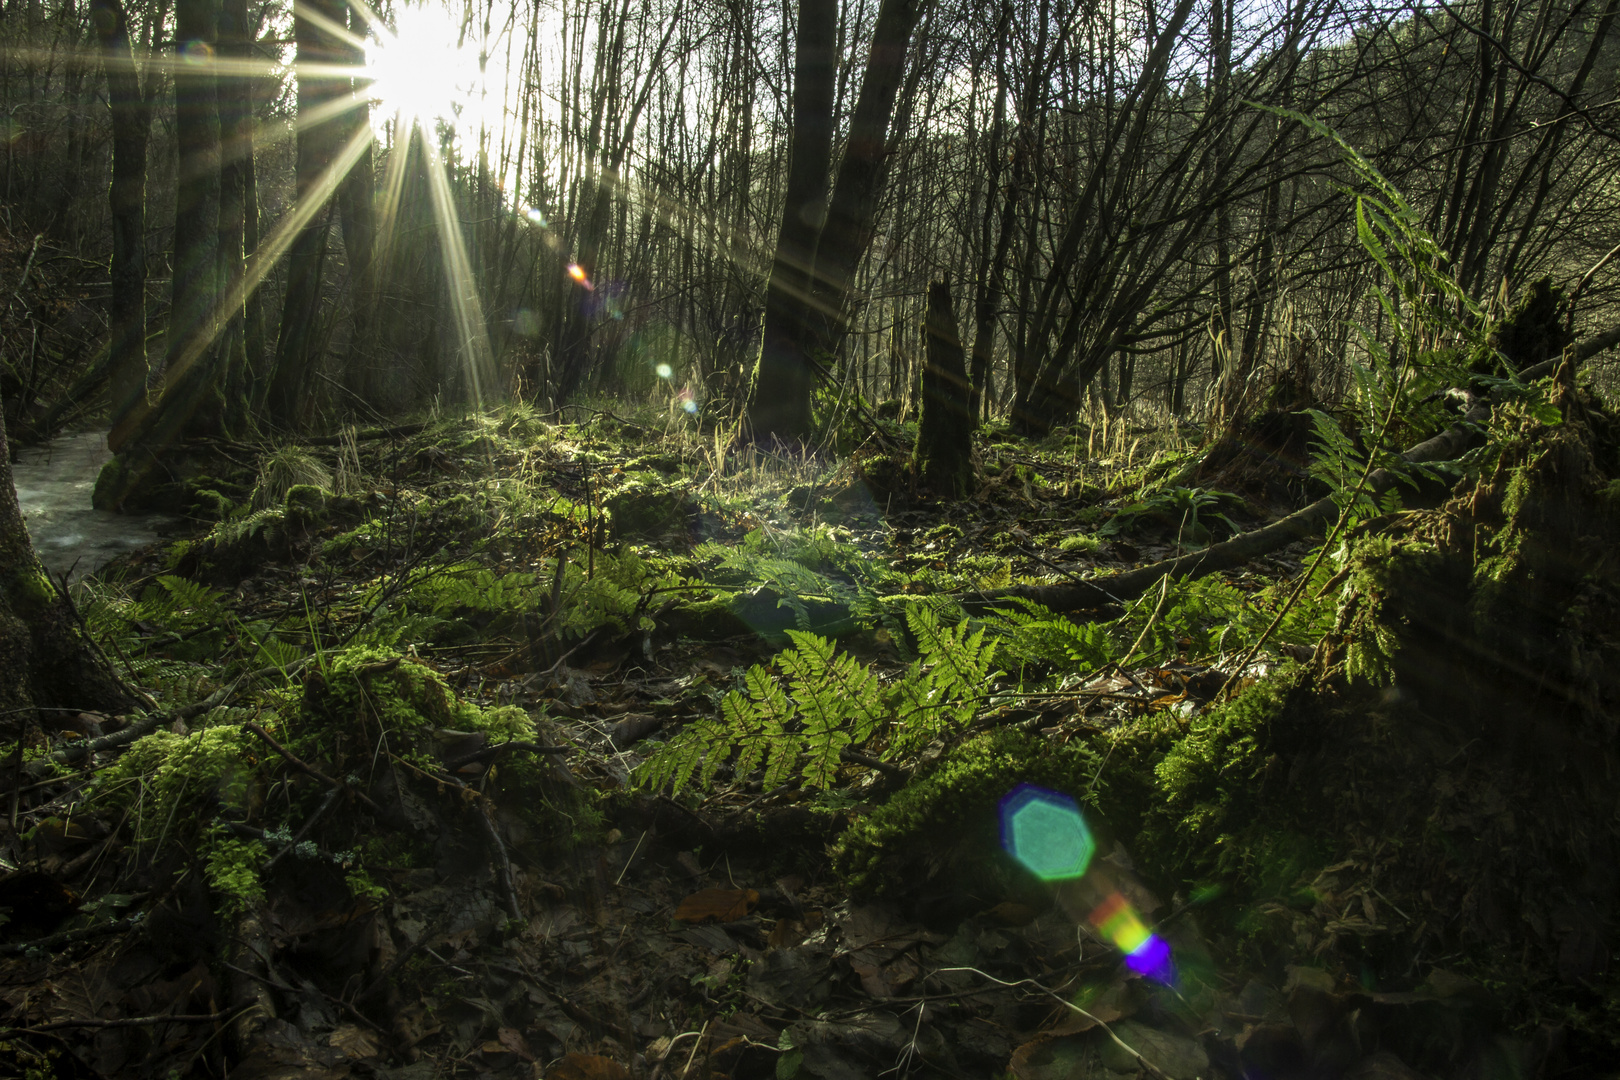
[[636, 606, 993, 796], [983, 597, 1117, 678], [890, 606, 998, 751]]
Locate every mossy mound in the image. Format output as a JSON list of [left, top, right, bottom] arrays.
[[605, 472, 695, 540], [832, 729, 1101, 912], [71, 647, 590, 926], [1102, 374, 1620, 1054], [1479, 275, 1573, 376]]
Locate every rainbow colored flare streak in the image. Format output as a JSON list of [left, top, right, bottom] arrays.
[[1088, 892, 1172, 978]]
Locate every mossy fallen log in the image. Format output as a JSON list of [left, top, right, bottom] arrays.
[[967, 332, 1620, 614]]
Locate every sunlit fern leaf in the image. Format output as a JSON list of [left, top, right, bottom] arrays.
[[781, 632, 884, 784], [906, 605, 997, 722], [728, 664, 796, 788]]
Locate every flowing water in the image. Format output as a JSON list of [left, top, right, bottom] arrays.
[[13, 431, 175, 582]]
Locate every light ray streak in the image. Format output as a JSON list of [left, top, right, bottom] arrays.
[[418, 124, 496, 410], [2, 45, 369, 84], [371, 109, 413, 278], [129, 124, 376, 431], [292, 0, 370, 55]]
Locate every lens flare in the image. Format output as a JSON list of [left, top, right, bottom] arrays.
[[999, 784, 1096, 881], [1089, 892, 1173, 979], [1000, 785, 1174, 982], [566, 263, 594, 290], [655, 363, 673, 379]]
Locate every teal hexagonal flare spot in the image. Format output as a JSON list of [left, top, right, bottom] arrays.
[[999, 783, 1096, 881]]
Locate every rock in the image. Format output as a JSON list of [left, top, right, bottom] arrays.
[[605, 476, 693, 539], [1346, 1050, 1428, 1079], [1096, 1021, 1208, 1079]]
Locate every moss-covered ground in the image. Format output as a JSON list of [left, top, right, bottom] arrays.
[[3, 389, 1618, 1078]]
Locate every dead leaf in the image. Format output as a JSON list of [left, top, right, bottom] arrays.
[[497, 1027, 534, 1061], [675, 887, 759, 924], [984, 902, 1037, 927], [328, 1025, 380, 1060], [546, 1052, 631, 1080], [768, 918, 805, 948]]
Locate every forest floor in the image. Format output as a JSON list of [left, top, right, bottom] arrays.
[[2, 398, 1615, 1079]]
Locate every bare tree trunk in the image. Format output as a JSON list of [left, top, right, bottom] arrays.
[[268, 0, 345, 429], [216, 0, 251, 431], [338, 0, 377, 414], [93, 0, 155, 451], [967, 1, 1012, 424], [747, 0, 837, 441], [748, 0, 925, 441], [159, 0, 225, 440], [913, 278, 973, 497]]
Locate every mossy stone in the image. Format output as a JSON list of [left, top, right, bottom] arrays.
[[285, 484, 330, 530], [606, 477, 692, 539]]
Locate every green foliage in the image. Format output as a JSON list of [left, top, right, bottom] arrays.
[[76, 575, 233, 695], [204, 830, 268, 915], [1100, 486, 1242, 546], [889, 606, 1000, 750], [1117, 577, 1275, 664], [831, 728, 1099, 895], [696, 524, 899, 636], [636, 605, 996, 795], [93, 721, 263, 840], [252, 446, 332, 509], [1312, 534, 1449, 687], [983, 598, 1118, 678], [1149, 669, 1302, 871]]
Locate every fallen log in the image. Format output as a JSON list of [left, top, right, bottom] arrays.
[[965, 331, 1619, 613]]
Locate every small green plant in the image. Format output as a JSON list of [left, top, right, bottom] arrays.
[[1100, 486, 1242, 547], [252, 446, 332, 509], [636, 605, 998, 795]]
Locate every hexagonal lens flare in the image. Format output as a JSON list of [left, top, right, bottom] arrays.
[[999, 783, 1096, 881]]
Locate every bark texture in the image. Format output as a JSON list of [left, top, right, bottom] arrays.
[[0, 390, 132, 736], [913, 280, 974, 498]]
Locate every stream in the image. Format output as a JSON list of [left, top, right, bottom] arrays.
[[13, 430, 175, 582]]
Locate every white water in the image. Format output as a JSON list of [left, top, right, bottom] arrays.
[[13, 431, 174, 581]]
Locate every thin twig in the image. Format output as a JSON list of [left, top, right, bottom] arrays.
[[243, 721, 384, 816], [932, 967, 1173, 1080], [4, 1008, 241, 1035]]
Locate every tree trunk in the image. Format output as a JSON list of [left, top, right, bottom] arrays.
[[164, 0, 224, 437], [747, 0, 924, 442], [218, 0, 261, 428], [267, 0, 346, 429], [92, 0, 153, 452], [338, 0, 378, 415], [0, 388, 132, 735], [966, 1, 1011, 424], [801, 0, 923, 365], [216, 0, 251, 431], [94, 0, 226, 511], [913, 279, 973, 497], [747, 0, 836, 442]]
